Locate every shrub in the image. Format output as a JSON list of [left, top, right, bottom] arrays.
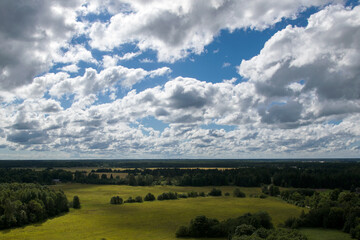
[[234, 224, 256, 236], [199, 192, 205, 197], [178, 193, 188, 198], [188, 215, 220, 237], [233, 188, 246, 198], [208, 188, 222, 196], [350, 224, 360, 239], [157, 192, 178, 200], [188, 191, 199, 198], [124, 197, 136, 203], [259, 194, 267, 199], [135, 196, 143, 203], [253, 227, 269, 238], [110, 196, 123, 204], [144, 193, 155, 201], [73, 196, 81, 209], [225, 192, 230, 196]]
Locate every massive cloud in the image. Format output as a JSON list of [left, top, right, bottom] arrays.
[[0, 1, 359, 158], [0, 0, 84, 91], [239, 4, 360, 126], [88, 0, 340, 62]]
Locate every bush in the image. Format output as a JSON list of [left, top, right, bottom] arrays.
[[259, 194, 267, 199], [135, 196, 143, 203], [234, 188, 246, 198], [124, 197, 136, 203], [350, 224, 360, 239], [199, 192, 205, 197], [188, 192, 199, 198], [110, 196, 123, 204], [178, 193, 188, 198], [208, 188, 222, 196], [253, 227, 269, 238], [234, 224, 256, 236], [73, 196, 81, 209], [144, 193, 155, 201], [225, 192, 230, 196], [157, 192, 178, 200], [189, 215, 220, 237]]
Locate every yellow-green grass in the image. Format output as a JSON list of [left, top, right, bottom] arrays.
[[300, 228, 353, 240], [1, 184, 303, 240]]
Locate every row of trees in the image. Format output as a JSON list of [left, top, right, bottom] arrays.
[[110, 193, 156, 205], [0, 183, 70, 229], [109, 189, 239, 205]]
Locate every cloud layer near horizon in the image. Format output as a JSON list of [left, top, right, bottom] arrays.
[[0, 0, 359, 159]]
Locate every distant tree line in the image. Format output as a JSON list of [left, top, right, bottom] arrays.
[[1, 159, 358, 169], [0, 183, 69, 229], [2, 163, 360, 190], [0, 168, 73, 185]]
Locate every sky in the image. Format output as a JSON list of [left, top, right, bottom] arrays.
[[0, 0, 360, 159]]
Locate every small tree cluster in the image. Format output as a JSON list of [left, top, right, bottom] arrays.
[[176, 215, 221, 238], [157, 192, 178, 200], [176, 211, 274, 239], [110, 196, 123, 205], [208, 188, 222, 196], [233, 188, 246, 198], [144, 193, 155, 201]]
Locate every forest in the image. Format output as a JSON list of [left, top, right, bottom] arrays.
[[1, 161, 360, 190], [0, 183, 69, 229]]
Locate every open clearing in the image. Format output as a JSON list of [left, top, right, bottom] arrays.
[[0, 184, 336, 240]]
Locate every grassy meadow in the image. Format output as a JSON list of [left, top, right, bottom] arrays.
[[0, 184, 339, 240], [300, 228, 353, 240]]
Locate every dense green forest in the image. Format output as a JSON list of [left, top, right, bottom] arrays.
[[281, 189, 360, 239], [0, 159, 358, 168], [0, 183, 69, 229], [176, 211, 308, 240], [1, 161, 360, 190]]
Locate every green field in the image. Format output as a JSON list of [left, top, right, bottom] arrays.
[[300, 228, 353, 240], [0, 184, 331, 240]]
